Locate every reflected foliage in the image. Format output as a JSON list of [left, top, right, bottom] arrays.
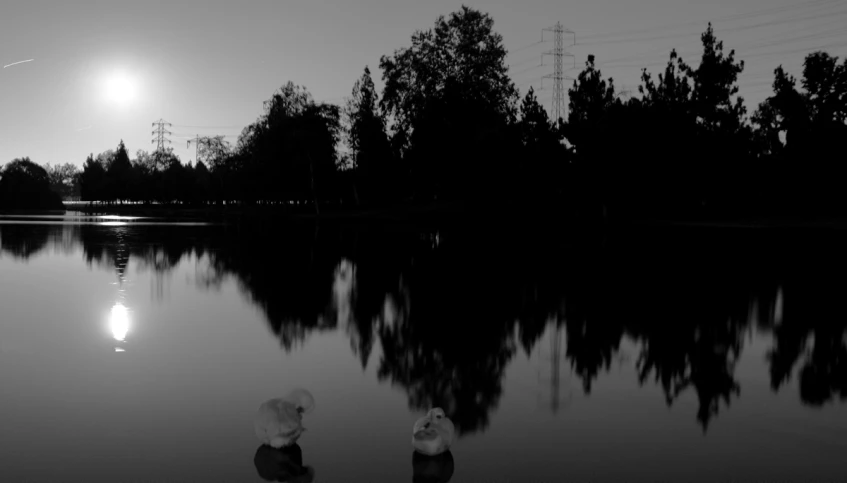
[[0, 224, 55, 259], [3, 222, 847, 433], [769, 271, 847, 406]]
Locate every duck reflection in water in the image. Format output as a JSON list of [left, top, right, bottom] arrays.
[[412, 408, 455, 456], [255, 389, 316, 448], [254, 443, 315, 483], [413, 450, 454, 483]]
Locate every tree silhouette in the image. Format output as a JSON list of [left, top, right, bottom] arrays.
[[380, 5, 519, 201], [0, 157, 64, 210], [236, 82, 342, 208], [344, 66, 397, 204], [44, 163, 81, 200], [751, 52, 847, 214], [565, 54, 623, 218], [517, 87, 569, 202], [80, 153, 106, 202]]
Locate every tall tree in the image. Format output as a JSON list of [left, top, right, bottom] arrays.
[[686, 23, 747, 134], [379, 6, 518, 200], [752, 66, 807, 157], [802, 52, 847, 125], [566, 55, 618, 152], [639, 49, 693, 115], [80, 153, 106, 202], [518, 87, 568, 200], [345, 66, 395, 203], [235, 81, 342, 208], [565, 55, 622, 217], [106, 140, 133, 203]]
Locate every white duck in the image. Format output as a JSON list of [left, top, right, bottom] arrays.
[[412, 408, 455, 456], [255, 389, 316, 448]]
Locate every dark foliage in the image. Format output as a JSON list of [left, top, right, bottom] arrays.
[[0, 157, 65, 210]]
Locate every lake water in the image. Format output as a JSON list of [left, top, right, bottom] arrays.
[[1, 214, 846, 482]]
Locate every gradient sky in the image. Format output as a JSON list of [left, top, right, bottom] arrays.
[[1, 0, 845, 167]]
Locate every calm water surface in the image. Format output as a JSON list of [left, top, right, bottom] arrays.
[[1, 214, 846, 482]]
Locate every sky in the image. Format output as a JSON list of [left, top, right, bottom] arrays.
[[1, 0, 845, 167]]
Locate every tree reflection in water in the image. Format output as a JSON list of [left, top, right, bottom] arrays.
[[2, 222, 847, 434]]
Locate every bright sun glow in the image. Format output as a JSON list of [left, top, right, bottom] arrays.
[[110, 303, 131, 342], [103, 71, 137, 106]]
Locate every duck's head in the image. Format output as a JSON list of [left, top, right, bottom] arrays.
[[429, 408, 446, 421]]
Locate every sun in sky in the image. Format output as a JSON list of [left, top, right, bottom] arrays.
[[102, 69, 139, 107]]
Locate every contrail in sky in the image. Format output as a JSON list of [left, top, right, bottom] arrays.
[[3, 59, 34, 69]]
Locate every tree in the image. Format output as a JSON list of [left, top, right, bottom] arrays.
[[80, 153, 106, 202], [519, 87, 556, 149], [639, 49, 693, 116], [345, 66, 396, 203], [686, 24, 747, 134], [379, 6, 519, 200], [565, 55, 623, 217], [198, 135, 232, 172], [681, 24, 750, 213], [106, 140, 133, 203], [44, 163, 81, 200], [234, 81, 342, 208], [752, 52, 847, 213], [802, 51, 847, 125], [134, 149, 157, 172], [517, 87, 568, 200], [160, 152, 187, 204], [566, 55, 618, 154], [193, 160, 212, 203], [0, 157, 65, 210]]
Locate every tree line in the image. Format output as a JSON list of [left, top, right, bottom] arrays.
[[1, 5, 845, 218]]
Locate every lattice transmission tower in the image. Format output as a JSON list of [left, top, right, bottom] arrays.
[[151, 119, 172, 169], [541, 22, 576, 123]]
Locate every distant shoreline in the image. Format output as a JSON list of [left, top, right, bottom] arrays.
[[3, 202, 847, 230]]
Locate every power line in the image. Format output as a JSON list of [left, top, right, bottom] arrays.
[[509, 56, 541, 69], [511, 63, 544, 78], [592, 19, 847, 71], [170, 123, 245, 129], [575, 0, 843, 43], [508, 40, 545, 56], [575, 5, 847, 48]]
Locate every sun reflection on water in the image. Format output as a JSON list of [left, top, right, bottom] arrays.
[[110, 303, 131, 344]]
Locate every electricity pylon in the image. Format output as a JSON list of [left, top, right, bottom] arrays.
[[151, 119, 172, 169], [541, 22, 576, 123]]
